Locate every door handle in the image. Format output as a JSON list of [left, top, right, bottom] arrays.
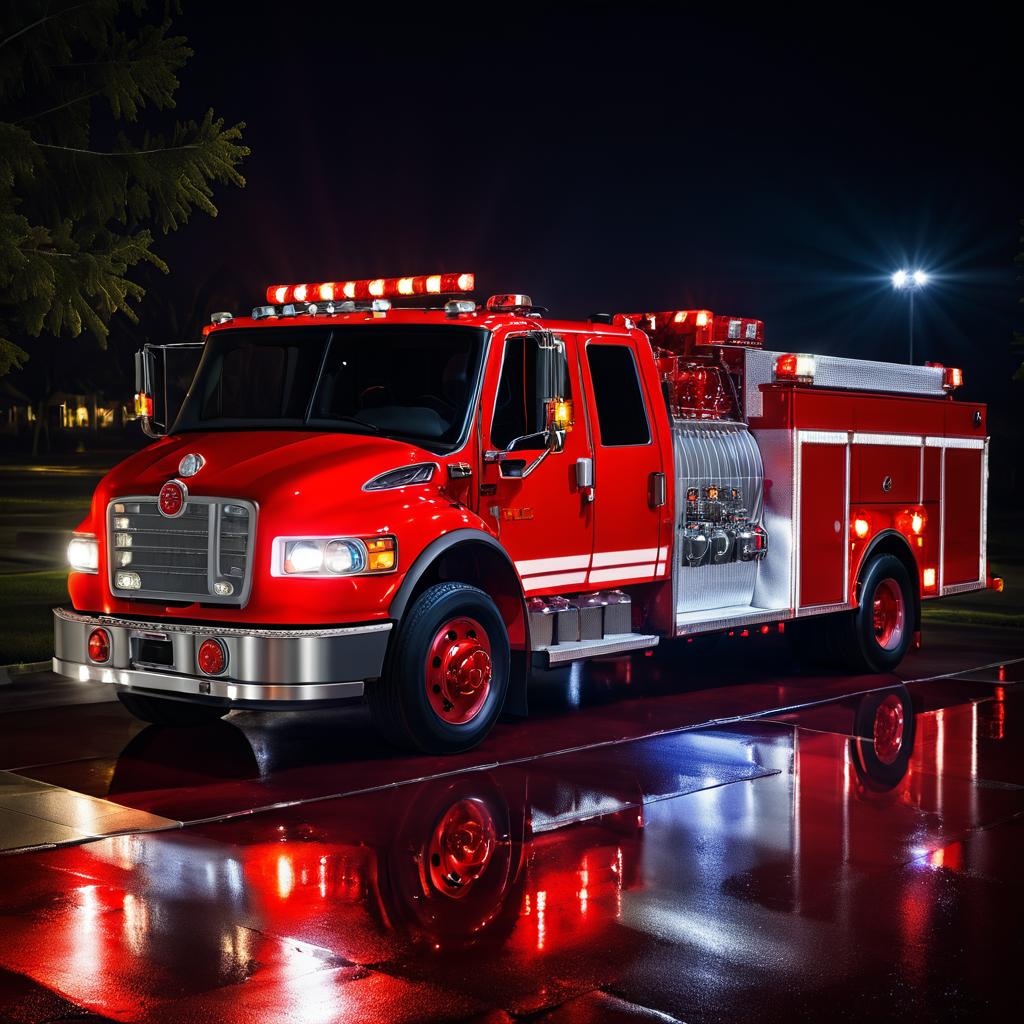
[[576, 457, 594, 501], [649, 471, 666, 508]]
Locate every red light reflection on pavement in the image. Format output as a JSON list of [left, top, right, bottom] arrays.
[[0, 680, 1021, 1021]]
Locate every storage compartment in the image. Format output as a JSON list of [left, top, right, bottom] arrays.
[[942, 446, 984, 587], [852, 443, 920, 503], [799, 441, 847, 608]]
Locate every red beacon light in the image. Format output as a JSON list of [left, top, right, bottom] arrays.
[[925, 361, 965, 391], [265, 272, 474, 306], [774, 353, 816, 384]]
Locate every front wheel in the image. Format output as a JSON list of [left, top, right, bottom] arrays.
[[367, 582, 510, 754]]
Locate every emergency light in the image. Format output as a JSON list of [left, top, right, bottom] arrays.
[[265, 273, 474, 305]]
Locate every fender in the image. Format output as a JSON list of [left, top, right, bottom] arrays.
[[853, 528, 922, 628], [388, 527, 531, 717]]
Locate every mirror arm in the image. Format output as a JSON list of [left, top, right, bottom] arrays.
[[517, 428, 565, 478]]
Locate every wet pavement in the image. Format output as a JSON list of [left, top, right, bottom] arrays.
[[0, 625, 1022, 1023]]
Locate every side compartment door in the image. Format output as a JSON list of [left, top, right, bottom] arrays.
[[941, 442, 986, 589], [797, 434, 849, 610], [579, 337, 667, 586], [480, 331, 594, 595]]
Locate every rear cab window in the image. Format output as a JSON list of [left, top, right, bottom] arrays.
[[585, 343, 651, 447]]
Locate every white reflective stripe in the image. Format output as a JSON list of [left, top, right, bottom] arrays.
[[655, 561, 664, 576], [515, 554, 590, 576], [523, 572, 588, 591], [657, 546, 669, 561], [799, 430, 847, 445], [925, 436, 985, 449], [592, 547, 659, 567], [588, 564, 657, 584], [852, 432, 923, 446]]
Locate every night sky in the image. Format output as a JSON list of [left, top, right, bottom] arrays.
[[159, 7, 1021, 406]]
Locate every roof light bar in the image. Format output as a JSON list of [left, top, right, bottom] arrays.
[[265, 273, 474, 306], [774, 353, 816, 384]]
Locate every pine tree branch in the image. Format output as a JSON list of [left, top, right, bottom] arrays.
[[16, 88, 104, 123], [34, 141, 201, 156], [0, 2, 97, 51]]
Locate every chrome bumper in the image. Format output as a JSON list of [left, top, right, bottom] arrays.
[[52, 607, 391, 706]]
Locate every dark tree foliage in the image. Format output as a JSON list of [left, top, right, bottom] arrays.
[[0, 0, 248, 378]]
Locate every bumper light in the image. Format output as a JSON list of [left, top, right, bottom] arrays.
[[68, 534, 99, 574], [88, 628, 110, 663], [197, 638, 227, 675]]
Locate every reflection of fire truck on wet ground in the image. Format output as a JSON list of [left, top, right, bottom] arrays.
[[54, 272, 999, 751]]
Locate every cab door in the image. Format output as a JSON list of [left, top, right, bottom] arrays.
[[578, 336, 667, 585], [480, 331, 593, 596]]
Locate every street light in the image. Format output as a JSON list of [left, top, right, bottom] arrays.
[[892, 269, 929, 364]]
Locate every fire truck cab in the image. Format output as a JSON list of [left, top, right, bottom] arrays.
[[54, 273, 996, 753]]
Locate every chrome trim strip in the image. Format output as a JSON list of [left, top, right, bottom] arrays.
[[53, 658, 364, 703], [851, 432, 923, 447], [796, 600, 855, 617], [54, 606, 391, 640], [800, 430, 848, 445], [940, 581, 985, 596], [925, 436, 986, 449]]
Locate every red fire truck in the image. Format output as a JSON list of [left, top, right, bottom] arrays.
[[54, 272, 998, 752]]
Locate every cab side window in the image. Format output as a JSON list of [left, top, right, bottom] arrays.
[[491, 334, 572, 451], [586, 344, 651, 446]]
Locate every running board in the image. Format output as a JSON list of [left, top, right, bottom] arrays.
[[534, 632, 660, 667], [674, 604, 790, 635]]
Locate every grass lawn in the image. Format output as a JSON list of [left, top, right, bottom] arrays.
[[0, 571, 68, 665], [921, 517, 1022, 630]]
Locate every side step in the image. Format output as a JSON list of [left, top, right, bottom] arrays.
[[534, 632, 660, 667]]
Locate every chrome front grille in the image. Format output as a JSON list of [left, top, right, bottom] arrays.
[[108, 496, 256, 604]]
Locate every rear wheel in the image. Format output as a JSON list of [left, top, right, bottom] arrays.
[[367, 582, 510, 754], [791, 553, 915, 674], [116, 690, 229, 727]]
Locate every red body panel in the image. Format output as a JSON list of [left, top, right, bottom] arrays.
[[942, 448, 984, 587], [799, 444, 847, 607]]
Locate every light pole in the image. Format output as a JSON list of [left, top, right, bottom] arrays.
[[891, 269, 928, 364]]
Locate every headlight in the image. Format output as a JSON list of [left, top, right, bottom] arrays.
[[274, 536, 396, 577], [68, 534, 99, 574], [363, 463, 437, 491]]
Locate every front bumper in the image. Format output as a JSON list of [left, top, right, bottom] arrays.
[[53, 607, 391, 707]]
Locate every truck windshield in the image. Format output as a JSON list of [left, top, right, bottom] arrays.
[[173, 324, 488, 451]]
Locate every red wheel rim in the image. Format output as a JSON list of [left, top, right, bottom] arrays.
[[426, 798, 497, 898], [873, 693, 905, 765], [872, 578, 905, 651], [425, 616, 492, 725]]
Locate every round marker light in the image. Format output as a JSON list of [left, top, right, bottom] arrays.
[[197, 638, 227, 675], [88, 628, 111, 664], [853, 516, 871, 539], [159, 480, 186, 518]]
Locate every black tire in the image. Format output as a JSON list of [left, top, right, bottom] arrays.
[[850, 686, 916, 791], [790, 554, 915, 674], [367, 582, 510, 754], [832, 554, 915, 673], [116, 690, 229, 727]]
